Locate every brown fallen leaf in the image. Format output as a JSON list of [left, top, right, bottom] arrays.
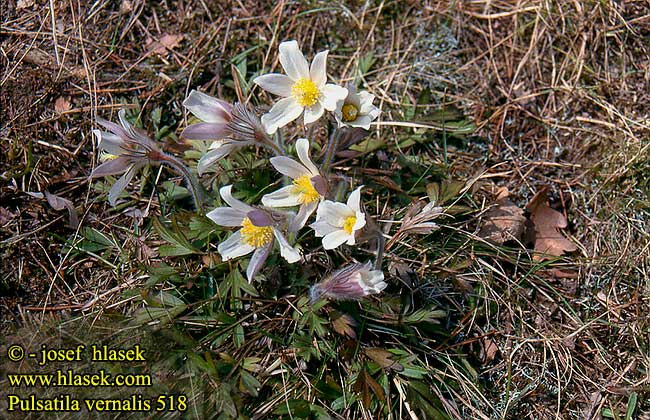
[[526, 187, 577, 260], [17, 0, 35, 9], [146, 34, 183, 55], [479, 337, 499, 364], [54, 96, 72, 113], [478, 188, 526, 244], [330, 311, 357, 339]]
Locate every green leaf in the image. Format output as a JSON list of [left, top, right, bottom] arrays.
[[152, 217, 197, 256], [625, 392, 638, 420]]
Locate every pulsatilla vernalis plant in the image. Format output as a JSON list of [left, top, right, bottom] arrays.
[[90, 40, 386, 295]]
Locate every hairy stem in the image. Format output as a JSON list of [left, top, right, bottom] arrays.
[[159, 153, 206, 213]]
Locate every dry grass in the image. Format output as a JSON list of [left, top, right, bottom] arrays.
[[1, 1, 649, 419]]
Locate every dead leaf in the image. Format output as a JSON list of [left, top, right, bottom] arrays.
[[479, 337, 499, 364], [479, 189, 526, 244], [365, 348, 403, 372], [352, 367, 385, 409], [146, 34, 183, 55], [526, 187, 577, 260], [54, 97, 71, 113], [27, 191, 79, 228], [17, 0, 35, 9], [331, 311, 357, 339]]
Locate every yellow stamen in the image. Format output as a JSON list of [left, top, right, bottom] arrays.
[[100, 152, 119, 162], [343, 216, 357, 234], [291, 78, 320, 107], [240, 217, 273, 248], [341, 103, 359, 122], [292, 175, 321, 204]]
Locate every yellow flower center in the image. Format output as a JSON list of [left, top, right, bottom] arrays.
[[292, 175, 321, 204], [240, 217, 273, 248], [291, 78, 320, 107], [343, 216, 357, 234], [341, 103, 359, 122]]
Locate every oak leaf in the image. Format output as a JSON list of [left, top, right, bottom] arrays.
[[526, 187, 577, 260], [479, 188, 526, 244]]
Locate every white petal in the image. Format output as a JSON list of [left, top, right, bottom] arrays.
[[253, 73, 293, 97], [218, 231, 255, 260], [95, 130, 125, 155], [346, 186, 364, 212], [289, 201, 318, 232], [349, 115, 373, 130], [261, 97, 303, 135], [320, 84, 349, 111], [261, 186, 302, 208], [206, 207, 246, 227], [315, 200, 353, 226], [303, 102, 324, 125], [309, 219, 340, 237], [197, 144, 237, 176], [246, 245, 271, 281], [278, 40, 309, 80], [272, 229, 301, 263], [322, 230, 350, 250], [219, 185, 254, 213], [352, 211, 366, 231], [183, 90, 231, 123], [108, 164, 137, 206], [310, 50, 328, 87], [269, 156, 309, 179], [358, 91, 376, 113], [295, 138, 319, 175]]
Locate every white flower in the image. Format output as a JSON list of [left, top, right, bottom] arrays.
[[207, 185, 301, 281], [309, 262, 386, 301], [261, 138, 327, 231], [254, 40, 348, 134], [334, 84, 380, 130], [310, 186, 366, 250]]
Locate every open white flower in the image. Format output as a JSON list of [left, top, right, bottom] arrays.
[[262, 138, 328, 231], [310, 262, 386, 301], [310, 186, 366, 250], [334, 84, 380, 130], [254, 40, 348, 134], [207, 185, 301, 281]]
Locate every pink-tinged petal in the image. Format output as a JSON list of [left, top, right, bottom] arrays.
[[347, 186, 364, 212], [272, 229, 302, 263], [303, 102, 324, 124], [261, 185, 301, 208], [320, 84, 348, 111], [181, 122, 230, 141], [206, 207, 246, 227], [90, 156, 131, 178], [246, 244, 271, 281], [219, 185, 255, 213], [261, 97, 303, 134], [269, 156, 309, 179], [218, 231, 255, 260], [197, 144, 237, 176], [322, 230, 350, 250], [295, 138, 319, 175], [108, 164, 138, 206], [246, 209, 274, 227], [253, 73, 293, 97], [278, 40, 309, 80], [96, 117, 129, 140], [183, 90, 232, 123], [289, 201, 318, 232], [310, 50, 328, 87]]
